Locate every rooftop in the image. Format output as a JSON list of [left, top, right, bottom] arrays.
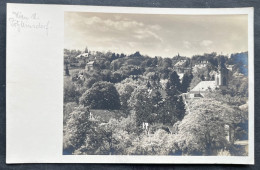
[[86, 61, 95, 65], [76, 53, 89, 58], [190, 81, 216, 92], [174, 60, 186, 67]]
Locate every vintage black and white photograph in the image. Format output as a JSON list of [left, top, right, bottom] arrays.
[[63, 12, 249, 156]]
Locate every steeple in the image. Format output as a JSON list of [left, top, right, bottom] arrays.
[[215, 60, 228, 89]]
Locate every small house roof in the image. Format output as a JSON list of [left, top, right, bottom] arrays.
[[174, 60, 186, 67], [76, 53, 89, 58], [86, 61, 95, 65], [190, 81, 216, 92]]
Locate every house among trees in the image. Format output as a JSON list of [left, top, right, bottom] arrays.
[[85, 61, 95, 71], [174, 59, 192, 74], [76, 52, 89, 58], [75, 52, 89, 67], [190, 81, 216, 94], [188, 63, 229, 98], [194, 60, 209, 68], [63, 46, 248, 156], [174, 59, 187, 67]]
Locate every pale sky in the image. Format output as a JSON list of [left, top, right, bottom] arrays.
[[64, 12, 248, 58]]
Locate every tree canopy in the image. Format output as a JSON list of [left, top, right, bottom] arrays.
[[174, 97, 245, 155], [80, 81, 121, 110]]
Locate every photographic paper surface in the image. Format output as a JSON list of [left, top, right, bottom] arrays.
[[6, 3, 254, 164]]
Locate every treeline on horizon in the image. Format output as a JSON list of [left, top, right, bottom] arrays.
[[64, 48, 248, 76]]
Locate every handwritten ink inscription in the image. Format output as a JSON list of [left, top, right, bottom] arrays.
[[9, 11, 50, 35]]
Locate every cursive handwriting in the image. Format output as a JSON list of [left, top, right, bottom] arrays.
[[9, 11, 50, 35]]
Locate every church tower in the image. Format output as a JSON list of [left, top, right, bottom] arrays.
[[215, 61, 228, 89]]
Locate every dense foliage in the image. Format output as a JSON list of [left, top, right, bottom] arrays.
[[80, 81, 121, 110], [63, 48, 249, 156]]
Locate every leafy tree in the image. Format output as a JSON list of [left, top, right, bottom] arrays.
[[131, 51, 142, 58], [157, 95, 185, 125], [158, 67, 171, 79], [75, 118, 136, 155], [152, 57, 158, 67], [116, 84, 135, 111], [162, 58, 172, 68], [109, 53, 119, 62], [83, 77, 99, 89], [110, 72, 124, 83], [168, 71, 181, 91], [174, 97, 245, 155], [117, 114, 138, 134], [176, 96, 186, 120], [146, 58, 153, 67], [115, 77, 147, 111], [94, 59, 110, 70], [157, 101, 175, 125], [146, 72, 160, 87], [165, 71, 181, 98], [89, 119, 119, 155], [204, 91, 247, 106], [119, 65, 142, 77], [227, 73, 248, 97], [64, 49, 82, 58], [127, 129, 176, 155], [63, 102, 78, 125], [151, 90, 163, 108], [101, 69, 111, 82], [181, 73, 193, 92], [63, 106, 94, 154], [80, 81, 121, 110], [64, 79, 80, 103], [128, 86, 154, 127], [110, 59, 122, 71]]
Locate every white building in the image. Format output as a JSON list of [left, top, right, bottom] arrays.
[[76, 52, 89, 58], [194, 60, 209, 69], [85, 61, 95, 71], [189, 64, 229, 98], [174, 60, 187, 67]]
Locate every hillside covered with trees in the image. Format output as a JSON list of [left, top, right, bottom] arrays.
[[63, 47, 248, 156]]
